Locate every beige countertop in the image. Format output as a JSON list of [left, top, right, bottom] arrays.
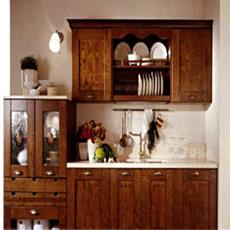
[[67, 158, 218, 169]]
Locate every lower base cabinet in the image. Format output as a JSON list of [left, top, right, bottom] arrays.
[[67, 168, 217, 229]]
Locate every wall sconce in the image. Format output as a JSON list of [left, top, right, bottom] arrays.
[[49, 30, 64, 53]]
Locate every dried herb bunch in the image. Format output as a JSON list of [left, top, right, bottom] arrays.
[[20, 55, 38, 70]]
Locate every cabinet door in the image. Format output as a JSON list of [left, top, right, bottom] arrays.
[[174, 169, 217, 229], [110, 169, 142, 229], [142, 169, 174, 229], [172, 29, 212, 102], [72, 29, 112, 101], [4, 206, 66, 229], [35, 100, 67, 178], [67, 169, 110, 229], [4, 99, 35, 178]]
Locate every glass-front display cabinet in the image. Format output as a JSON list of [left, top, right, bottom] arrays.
[[4, 98, 69, 178]]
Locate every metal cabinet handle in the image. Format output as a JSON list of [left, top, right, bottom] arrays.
[[192, 171, 200, 176], [121, 171, 131, 176], [154, 171, 163, 176], [83, 171, 93, 176], [46, 170, 55, 176], [30, 209, 38, 215], [189, 95, 196, 100], [14, 170, 23, 176]]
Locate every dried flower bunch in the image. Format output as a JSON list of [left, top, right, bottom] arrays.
[[20, 55, 38, 70], [78, 120, 106, 143]]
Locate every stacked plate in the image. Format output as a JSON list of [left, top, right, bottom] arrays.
[[137, 72, 164, 96]]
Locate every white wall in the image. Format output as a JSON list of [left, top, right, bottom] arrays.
[[0, 1, 10, 228], [204, 0, 219, 162], [219, 0, 230, 228]]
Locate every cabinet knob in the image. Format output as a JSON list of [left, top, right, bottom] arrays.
[[46, 170, 55, 176], [153, 171, 163, 176], [192, 171, 200, 176], [121, 171, 131, 176], [30, 209, 38, 215], [14, 170, 23, 176], [83, 171, 93, 176], [189, 95, 196, 100]]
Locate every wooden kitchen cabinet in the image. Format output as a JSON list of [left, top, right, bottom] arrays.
[[4, 98, 76, 229], [110, 169, 142, 229], [67, 168, 217, 230], [4, 98, 75, 178], [71, 28, 112, 101], [142, 169, 174, 229], [68, 19, 212, 103], [67, 168, 111, 229], [174, 169, 217, 229], [172, 28, 212, 102]]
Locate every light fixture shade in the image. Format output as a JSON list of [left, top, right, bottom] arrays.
[[49, 31, 63, 53]]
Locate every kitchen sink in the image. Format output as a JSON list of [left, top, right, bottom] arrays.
[[124, 159, 168, 163]]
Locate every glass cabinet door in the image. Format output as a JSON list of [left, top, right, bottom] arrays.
[[4, 100, 35, 177], [35, 100, 67, 178]]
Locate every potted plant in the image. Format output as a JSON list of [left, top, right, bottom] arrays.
[[20, 55, 38, 95]]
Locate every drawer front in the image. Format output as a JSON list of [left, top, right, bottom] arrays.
[[75, 169, 102, 180], [118, 169, 135, 179], [145, 169, 167, 180], [183, 169, 210, 181], [5, 178, 45, 192], [46, 179, 66, 192], [11, 166, 28, 178], [10, 206, 61, 219], [5, 178, 24, 191]]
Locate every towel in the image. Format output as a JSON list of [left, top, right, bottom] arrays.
[[142, 109, 153, 138]]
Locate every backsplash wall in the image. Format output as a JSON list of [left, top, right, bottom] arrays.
[[76, 104, 206, 159]]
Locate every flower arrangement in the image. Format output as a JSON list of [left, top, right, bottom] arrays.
[[77, 120, 106, 143]]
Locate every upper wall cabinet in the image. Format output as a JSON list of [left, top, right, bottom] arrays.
[[68, 20, 212, 103], [71, 28, 112, 102], [172, 29, 212, 102]]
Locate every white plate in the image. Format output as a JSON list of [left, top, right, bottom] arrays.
[[148, 74, 152, 96], [142, 75, 146, 95], [114, 42, 131, 61], [150, 42, 167, 60], [157, 72, 161, 95], [155, 72, 158, 95], [160, 72, 164, 96], [133, 42, 149, 58], [145, 74, 149, 95], [138, 74, 142, 96], [151, 72, 155, 96]]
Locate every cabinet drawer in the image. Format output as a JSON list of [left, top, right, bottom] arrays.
[[75, 169, 102, 179], [5, 178, 24, 191], [46, 179, 66, 192], [10, 206, 61, 219], [5, 178, 45, 192], [183, 169, 210, 181], [145, 169, 167, 180], [118, 169, 134, 179]]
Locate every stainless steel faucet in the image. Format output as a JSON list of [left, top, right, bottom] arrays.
[[129, 132, 144, 160]]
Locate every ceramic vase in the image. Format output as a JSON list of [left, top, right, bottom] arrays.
[[87, 139, 99, 162]]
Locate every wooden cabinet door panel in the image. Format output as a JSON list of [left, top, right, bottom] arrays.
[[4, 100, 35, 177], [172, 29, 212, 102], [174, 169, 217, 229], [142, 169, 173, 229], [67, 169, 110, 229], [73, 29, 111, 101], [110, 169, 142, 229]]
